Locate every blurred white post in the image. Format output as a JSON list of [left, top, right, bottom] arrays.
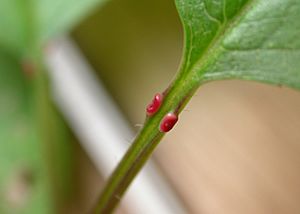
[[45, 37, 186, 214]]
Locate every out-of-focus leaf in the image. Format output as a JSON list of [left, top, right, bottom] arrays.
[[0, 53, 52, 214], [0, 1, 30, 55], [36, 0, 108, 44], [176, 0, 300, 90], [0, 0, 108, 55], [0, 0, 108, 212]]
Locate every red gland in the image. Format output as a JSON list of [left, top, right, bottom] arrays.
[[146, 93, 163, 116], [159, 113, 178, 132]]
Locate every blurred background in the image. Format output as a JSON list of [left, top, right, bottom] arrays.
[[1, 0, 300, 213]]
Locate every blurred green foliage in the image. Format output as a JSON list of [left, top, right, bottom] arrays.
[[0, 0, 108, 213], [0, 52, 51, 214], [0, 0, 109, 55]]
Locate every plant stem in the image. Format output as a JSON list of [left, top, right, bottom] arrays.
[[93, 69, 199, 213], [94, 130, 164, 213]]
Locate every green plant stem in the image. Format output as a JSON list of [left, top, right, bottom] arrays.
[[94, 131, 164, 213], [93, 69, 199, 213]]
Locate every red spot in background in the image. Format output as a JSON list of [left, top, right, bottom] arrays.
[[21, 59, 35, 78]]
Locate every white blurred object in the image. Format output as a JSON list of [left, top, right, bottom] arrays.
[[45, 37, 186, 214]]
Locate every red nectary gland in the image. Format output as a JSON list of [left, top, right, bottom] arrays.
[[146, 93, 163, 116], [159, 113, 178, 132]]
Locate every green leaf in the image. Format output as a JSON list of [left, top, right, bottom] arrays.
[[176, 0, 300, 90], [0, 0, 108, 55]]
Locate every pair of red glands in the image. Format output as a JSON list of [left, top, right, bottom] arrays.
[[146, 93, 178, 132]]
